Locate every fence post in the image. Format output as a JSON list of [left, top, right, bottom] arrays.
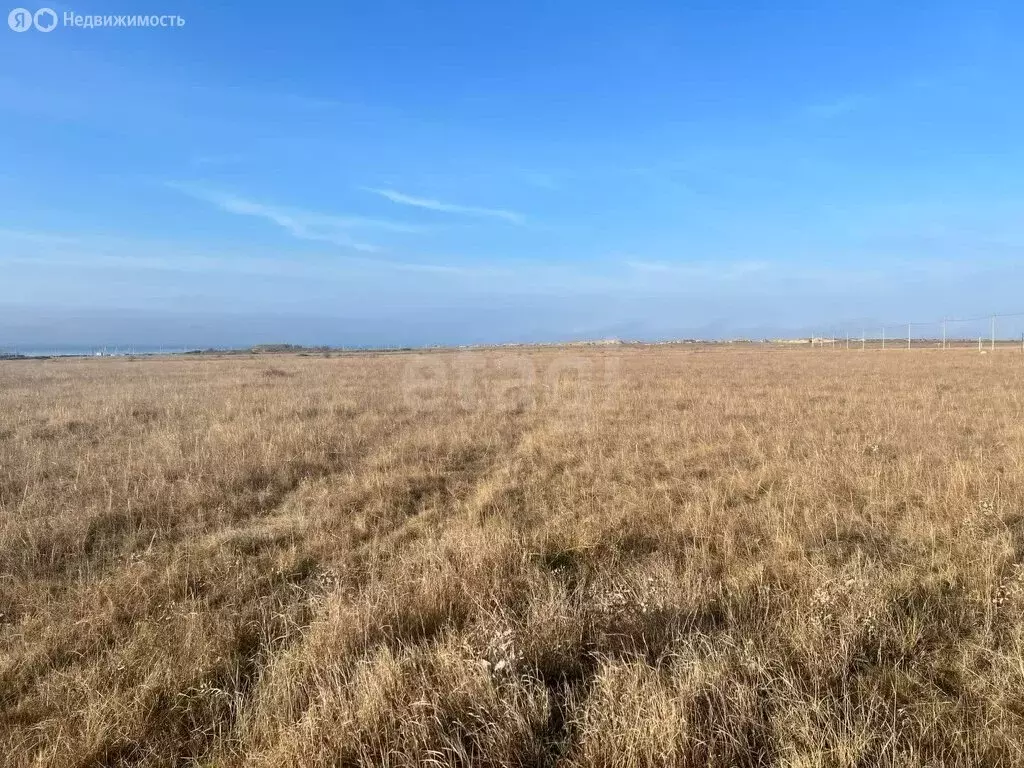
[[907, 323, 911, 351], [991, 316, 996, 352]]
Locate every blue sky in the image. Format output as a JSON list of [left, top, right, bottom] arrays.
[[4, 1, 1024, 347]]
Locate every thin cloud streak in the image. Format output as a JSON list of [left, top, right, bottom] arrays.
[[366, 187, 525, 224], [801, 94, 874, 120], [169, 184, 430, 252], [0, 228, 84, 246], [0, 227, 493, 277], [625, 259, 770, 280]]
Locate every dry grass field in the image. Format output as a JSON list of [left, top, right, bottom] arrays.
[[3, 346, 1024, 767]]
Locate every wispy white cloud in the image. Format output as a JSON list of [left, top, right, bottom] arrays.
[[801, 69, 974, 123], [188, 153, 246, 168], [0, 228, 84, 246], [624, 259, 769, 280], [0, 226, 489, 277], [365, 187, 525, 224], [169, 184, 430, 252], [513, 169, 561, 191], [802, 94, 874, 120]]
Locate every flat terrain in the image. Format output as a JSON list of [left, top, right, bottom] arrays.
[[3, 347, 1024, 767]]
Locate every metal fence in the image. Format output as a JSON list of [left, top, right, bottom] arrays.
[[804, 312, 1024, 351]]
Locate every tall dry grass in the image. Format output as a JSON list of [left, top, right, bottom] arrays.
[[2, 346, 1024, 766]]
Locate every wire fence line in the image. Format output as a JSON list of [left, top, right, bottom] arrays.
[[801, 311, 1024, 351]]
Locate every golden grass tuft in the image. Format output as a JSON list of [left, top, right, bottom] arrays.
[[2, 346, 1024, 766]]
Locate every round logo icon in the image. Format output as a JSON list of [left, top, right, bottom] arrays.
[[8, 7, 33, 31], [33, 7, 57, 31]]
